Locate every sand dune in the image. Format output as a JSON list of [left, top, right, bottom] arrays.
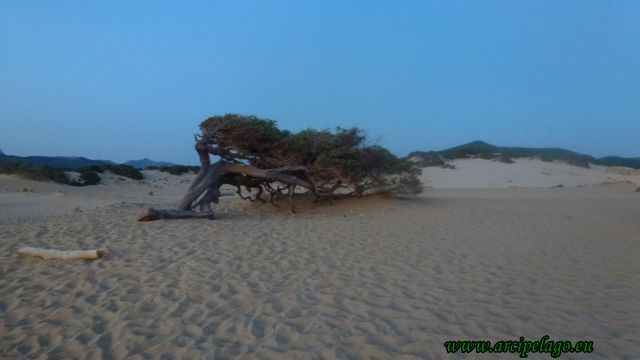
[[1, 164, 639, 358], [420, 158, 640, 189]]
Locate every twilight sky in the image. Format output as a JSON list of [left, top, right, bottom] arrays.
[[1, 1, 638, 164]]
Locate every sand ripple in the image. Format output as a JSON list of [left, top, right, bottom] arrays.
[[1, 187, 639, 359]]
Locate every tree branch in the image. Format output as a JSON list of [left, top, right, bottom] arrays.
[[221, 163, 311, 189]]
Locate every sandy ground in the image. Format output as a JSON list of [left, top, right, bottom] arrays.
[[1, 164, 639, 359]]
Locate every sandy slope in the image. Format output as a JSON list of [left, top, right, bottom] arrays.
[[420, 158, 640, 188], [0, 170, 196, 219], [0, 165, 639, 359]]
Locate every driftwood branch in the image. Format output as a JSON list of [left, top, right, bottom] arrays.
[[18, 247, 110, 260]]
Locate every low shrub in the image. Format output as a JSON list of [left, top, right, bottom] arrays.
[[565, 157, 591, 169], [406, 151, 445, 167], [70, 169, 101, 186], [158, 165, 193, 175], [88, 165, 106, 173], [478, 152, 496, 160], [0, 162, 69, 184], [498, 156, 514, 164], [108, 165, 143, 180]]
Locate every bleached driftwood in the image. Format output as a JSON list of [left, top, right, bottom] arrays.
[[18, 247, 110, 260]]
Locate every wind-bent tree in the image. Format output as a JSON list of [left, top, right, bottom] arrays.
[[138, 114, 422, 220]]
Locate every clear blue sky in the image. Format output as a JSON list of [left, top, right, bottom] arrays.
[[1, 1, 638, 164]]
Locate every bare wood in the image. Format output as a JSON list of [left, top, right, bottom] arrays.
[[221, 163, 311, 189], [137, 208, 215, 221], [138, 161, 314, 221], [177, 162, 225, 211], [18, 247, 110, 260]]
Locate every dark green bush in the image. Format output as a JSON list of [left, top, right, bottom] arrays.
[[159, 165, 191, 175], [498, 156, 514, 164], [71, 169, 101, 186], [539, 154, 553, 162], [88, 165, 106, 173], [108, 165, 143, 180], [0, 161, 69, 184], [478, 152, 496, 160], [565, 157, 591, 168], [49, 170, 70, 184], [406, 151, 445, 167], [0, 161, 143, 186]]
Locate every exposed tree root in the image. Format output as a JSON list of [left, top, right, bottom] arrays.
[[137, 208, 215, 221]]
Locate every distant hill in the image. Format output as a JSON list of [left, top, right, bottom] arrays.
[[0, 153, 114, 169], [409, 141, 640, 169], [0, 148, 4, 155], [0, 151, 180, 170], [125, 158, 177, 169]]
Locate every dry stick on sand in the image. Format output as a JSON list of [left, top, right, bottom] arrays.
[[18, 247, 110, 260]]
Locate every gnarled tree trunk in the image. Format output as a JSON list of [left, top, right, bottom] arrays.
[[137, 140, 311, 221]]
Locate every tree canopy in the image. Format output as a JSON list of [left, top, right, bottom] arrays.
[[199, 114, 422, 197]]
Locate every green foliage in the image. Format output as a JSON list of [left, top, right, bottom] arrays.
[[406, 151, 445, 167], [77, 169, 101, 185], [88, 165, 106, 173], [596, 156, 640, 169], [158, 165, 198, 175], [0, 161, 145, 186], [478, 152, 495, 160], [77, 164, 143, 180], [564, 157, 591, 168], [200, 114, 289, 160], [108, 165, 143, 180], [50, 170, 70, 184], [0, 161, 69, 184], [200, 114, 422, 195], [498, 156, 514, 164]]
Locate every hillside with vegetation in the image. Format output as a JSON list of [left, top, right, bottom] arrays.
[[0, 155, 144, 186], [124, 158, 177, 169], [0, 153, 114, 169], [0, 151, 188, 185], [409, 141, 640, 169]]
